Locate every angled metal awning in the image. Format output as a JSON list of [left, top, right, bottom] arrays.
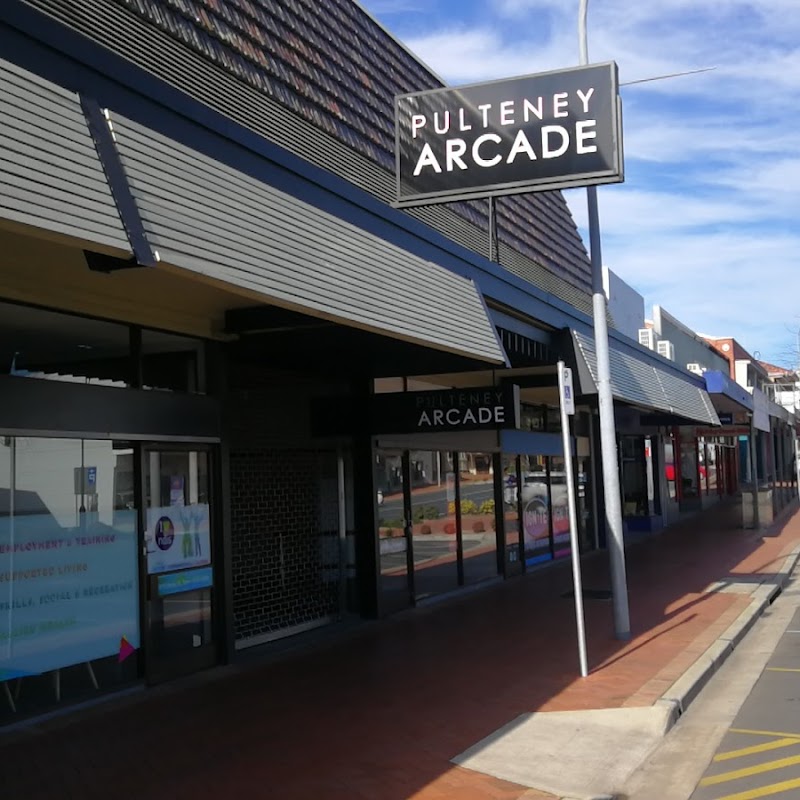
[[571, 330, 720, 426], [108, 114, 507, 366], [703, 370, 754, 414], [0, 57, 130, 253]]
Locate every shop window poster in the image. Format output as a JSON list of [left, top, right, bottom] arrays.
[[0, 511, 139, 680], [145, 503, 211, 575]]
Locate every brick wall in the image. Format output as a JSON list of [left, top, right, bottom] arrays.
[[226, 364, 349, 644]]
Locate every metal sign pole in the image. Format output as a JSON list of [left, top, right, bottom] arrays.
[[558, 361, 588, 677], [579, 0, 630, 640]]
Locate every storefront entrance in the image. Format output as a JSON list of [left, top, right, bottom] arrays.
[[375, 447, 500, 614], [142, 447, 217, 684]]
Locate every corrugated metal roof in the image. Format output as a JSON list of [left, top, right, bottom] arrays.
[[111, 113, 508, 365], [573, 330, 720, 425]]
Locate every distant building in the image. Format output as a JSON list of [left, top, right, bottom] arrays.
[[602, 266, 645, 342]]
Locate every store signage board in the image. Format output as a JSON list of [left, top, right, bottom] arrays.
[[372, 384, 520, 434], [395, 61, 623, 207]]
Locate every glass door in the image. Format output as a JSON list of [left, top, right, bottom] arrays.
[[142, 447, 216, 683], [375, 449, 413, 615]]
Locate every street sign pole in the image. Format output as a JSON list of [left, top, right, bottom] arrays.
[[558, 361, 588, 677], [579, 0, 630, 640]]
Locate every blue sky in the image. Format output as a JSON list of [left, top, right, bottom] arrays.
[[360, 0, 800, 368]]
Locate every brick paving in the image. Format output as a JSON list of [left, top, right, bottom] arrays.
[[1, 498, 798, 800]]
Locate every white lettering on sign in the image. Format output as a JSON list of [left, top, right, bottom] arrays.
[[411, 91, 597, 136], [409, 87, 601, 177], [413, 121, 598, 175], [473, 134, 503, 168], [417, 406, 505, 428]]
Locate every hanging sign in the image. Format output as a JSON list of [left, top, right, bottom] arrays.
[[372, 384, 520, 434], [395, 61, 623, 207]]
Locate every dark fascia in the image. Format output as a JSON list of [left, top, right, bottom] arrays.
[[0, 2, 596, 339]]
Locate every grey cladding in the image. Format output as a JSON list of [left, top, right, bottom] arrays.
[[573, 330, 719, 425], [20, 0, 594, 310], [110, 114, 507, 365], [0, 58, 129, 252]]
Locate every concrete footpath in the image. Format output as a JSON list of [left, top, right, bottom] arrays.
[[1, 498, 799, 800]]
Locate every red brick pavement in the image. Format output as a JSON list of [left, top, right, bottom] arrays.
[[1, 499, 799, 800]]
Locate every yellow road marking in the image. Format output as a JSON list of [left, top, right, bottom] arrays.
[[714, 738, 800, 762], [708, 776, 800, 800], [699, 753, 800, 786], [730, 728, 800, 739], [765, 667, 800, 673]]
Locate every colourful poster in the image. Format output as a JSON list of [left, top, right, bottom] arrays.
[[145, 504, 211, 575], [0, 511, 139, 679], [522, 497, 550, 551]]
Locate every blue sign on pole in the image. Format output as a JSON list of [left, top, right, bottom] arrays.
[[86, 466, 97, 485]]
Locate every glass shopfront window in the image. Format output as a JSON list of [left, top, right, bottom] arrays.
[[680, 438, 700, 498], [501, 454, 522, 575], [409, 451, 458, 601], [375, 450, 410, 615], [520, 455, 551, 566], [664, 434, 677, 500], [550, 456, 570, 558], [620, 436, 647, 516], [141, 329, 203, 394], [0, 300, 204, 394], [0, 437, 139, 721], [459, 452, 498, 584], [703, 440, 719, 494], [576, 455, 594, 552]]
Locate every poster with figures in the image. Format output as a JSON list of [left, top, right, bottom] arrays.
[[145, 504, 211, 575]]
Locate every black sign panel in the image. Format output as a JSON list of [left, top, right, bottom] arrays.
[[395, 62, 623, 207], [717, 412, 734, 425], [372, 385, 520, 434]]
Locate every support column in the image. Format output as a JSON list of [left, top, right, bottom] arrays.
[[352, 379, 378, 618]]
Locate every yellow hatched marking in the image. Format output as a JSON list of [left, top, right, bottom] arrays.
[[708, 776, 800, 800], [699, 753, 800, 786], [765, 667, 800, 673], [714, 738, 800, 762], [730, 728, 800, 739]]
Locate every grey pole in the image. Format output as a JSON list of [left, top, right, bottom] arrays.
[[558, 361, 589, 676], [578, 0, 630, 639]]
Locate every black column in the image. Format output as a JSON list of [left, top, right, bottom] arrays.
[[207, 341, 234, 664], [351, 378, 379, 618]]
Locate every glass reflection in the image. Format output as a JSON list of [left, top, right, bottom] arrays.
[[375, 451, 410, 614], [680, 438, 699, 498], [409, 451, 458, 601], [501, 455, 522, 575], [665, 436, 677, 500], [0, 437, 139, 723], [521, 455, 551, 566], [550, 456, 570, 559], [459, 452, 498, 584], [576, 456, 594, 552]]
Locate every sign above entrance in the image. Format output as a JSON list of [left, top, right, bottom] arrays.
[[394, 62, 623, 207], [372, 385, 520, 434]]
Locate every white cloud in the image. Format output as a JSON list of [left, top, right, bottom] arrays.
[[362, 0, 800, 365]]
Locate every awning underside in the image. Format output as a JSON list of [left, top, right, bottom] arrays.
[[572, 330, 720, 426]]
